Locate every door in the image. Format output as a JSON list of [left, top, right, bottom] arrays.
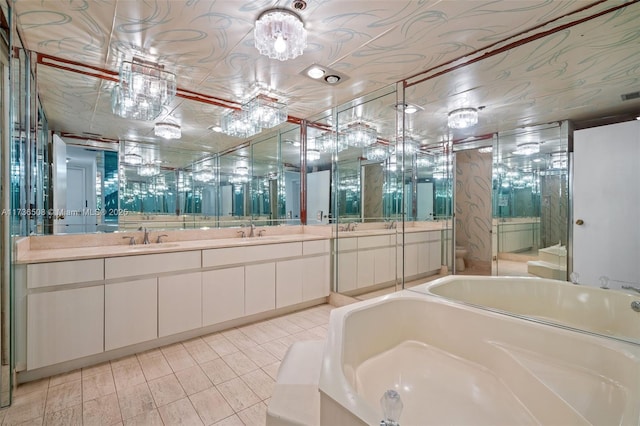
[[573, 120, 640, 288], [65, 166, 87, 233]]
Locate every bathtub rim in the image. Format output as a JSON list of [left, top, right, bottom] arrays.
[[411, 274, 640, 346]]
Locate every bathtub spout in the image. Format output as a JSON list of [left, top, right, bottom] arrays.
[[622, 285, 640, 294], [380, 389, 403, 426]]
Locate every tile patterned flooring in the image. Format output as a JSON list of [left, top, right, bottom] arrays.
[[0, 305, 334, 426]]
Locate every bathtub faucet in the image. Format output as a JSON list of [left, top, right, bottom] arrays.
[[380, 389, 402, 426], [138, 226, 150, 244], [622, 285, 640, 294]]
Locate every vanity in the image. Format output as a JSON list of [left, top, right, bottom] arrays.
[[14, 226, 331, 382]]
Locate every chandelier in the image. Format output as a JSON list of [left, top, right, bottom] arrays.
[[364, 144, 389, 162], [343, 122, 378, 148], [221, 109, 260, 138], [513, 142, 540, 156], [246, 95, 288, 129], [393, 136, 418, 157], [123, 153, 143, 165], [254, 9, 307, 61], [154, 122, 181, 139], [112, 58, 176, 121], [306, 148, 320, 162], [193, 168, 216, 183], [447, 108, 478, 129], [138, 163, 160, 177]]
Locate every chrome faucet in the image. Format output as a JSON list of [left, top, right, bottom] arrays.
[[387, 220, 397, 229], [156, 234, 168, 244], [138, 227, 150, 244], [622, 285, 640, 294], [347, 222, 358, 232], [249, 223, 256, 237], [122, 236, 136, 246]]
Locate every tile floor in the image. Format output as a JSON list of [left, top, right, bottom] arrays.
[[0, 304, 334, 426]]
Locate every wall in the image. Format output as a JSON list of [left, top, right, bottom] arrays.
[[455, 149, 492, 271], [540, 174, 567, 247], [362, 163, 383, 221]]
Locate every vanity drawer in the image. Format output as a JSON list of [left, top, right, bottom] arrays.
[[203, 242, 302, 267], [27, 259, 104, 289], [358, 235, 393, 249], [303, 240, 329, 255], [105, 251, 201, 279]]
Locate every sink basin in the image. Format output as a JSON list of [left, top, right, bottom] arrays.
[[128, 243, 181, 250]]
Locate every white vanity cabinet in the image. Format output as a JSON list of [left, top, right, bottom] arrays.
[[26, 258, 103, 289], [27, 286, 104, 370], [245, 263, 276, 315], [105, 278, 157, 351], [159, 272, 203, 337], [276, 259, 304, 308], [202, 267, 245, 326]]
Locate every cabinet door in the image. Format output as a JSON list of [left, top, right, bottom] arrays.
[[27, 286, 104, 369], [417, 242, 430, 274], [245, 263, 275, 315], [357, 250, 375, 288], [428, 238, 442, 272], [303, 255, 330, 301], [374, 247, 395, 284], [202, 267, 244, 326], [276, 259, 304, 308], [105, 278, 157, 351], [399, 244, 419, 279], [337, 252, 357, 292], [158, 272, 202, 337]]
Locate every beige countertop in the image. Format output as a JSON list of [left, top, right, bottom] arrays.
[[16, 233, 328, 264]]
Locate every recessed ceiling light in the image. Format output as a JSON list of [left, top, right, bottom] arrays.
[[209, 125, 222, 132], [394, 103, 421, 114], [325, 75, 340, 84], [307, 67, 325, 79]]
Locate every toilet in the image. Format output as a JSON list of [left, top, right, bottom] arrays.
[[455, 246, 467, 272]]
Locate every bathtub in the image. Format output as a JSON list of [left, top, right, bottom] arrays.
[[413, 275, 640, 343], [319, 292, 640, 425]]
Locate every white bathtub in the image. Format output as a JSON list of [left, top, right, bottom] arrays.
[[413, 275, 640, 342], [319, 292, 640, 425]]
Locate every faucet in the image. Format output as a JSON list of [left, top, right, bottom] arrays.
[[258, 229, 266, 237], [622, 285, 640, 294], [138, 227, 150, 244], [387, 220, 397, 230], [156, 234, 168, 244], [248, 223, 256, 237], [347, 222, 358, 232], [122, 236, 136, 246]]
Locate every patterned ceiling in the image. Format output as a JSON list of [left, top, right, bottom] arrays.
[[10, 0, 640, 169]]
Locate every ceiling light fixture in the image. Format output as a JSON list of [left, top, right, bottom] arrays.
[[324, 75, 340, 84], [254, 9, 307, 61], [193, 168, 215, 183], [154, 122, 181, 139], [221, 109, 260, 138], [138, 163, 160, 177], [513, 142, 540, 156], [306, 148, 320, 162], [478, 146, 493, 154], [124, 153, 143, 165], [394, 136, 419, 157], [395, 103, 420, 114], [307, 67, 325, 79], [447, 107, 478, 129], [112, 58, 176, 121], [364, 144, 389, 162], [343, 121, 378, 148], [246, 95, 288, 129]]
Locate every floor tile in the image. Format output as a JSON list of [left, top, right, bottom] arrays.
[[163, 347, 197, 372], [242, 345, 278, 368], [110, 355, 139, 371], [82, 393, 121, 425], [216, 377, 260, 412], [212, 414, 244, 426], [236, 324, 273, 345], [116, 382, 156, 421], [122, 408, 163, 426], [199, 359, 237, 385], [259, 340, 290, 361], [2, 389, 46, 425], [159, 342, 185, 355], [255, 322, 289, 341], [138, 354, 173, 382], [81, 362, 112, 379], [182, 338, 220, 365], [147, 374, 186, 407], [237, 402, 268, 426], [13, 378, 49, 398], [240, 369, 275, 400], [265, 317, 304, 335], [261, 361, 281, 381], [222, 352, 259, 376], [174, 365, 213, 396], [42, 403, 82, 426], [44, 380, 82, 415], [202, 334, 240, 357], [82, 371, 116, 402], [157, 397, 203, 425], [189, 387, 234, 425], [48, 370, 81, 388], [111, 361, 146, 392], [221, 329, 259, 351]]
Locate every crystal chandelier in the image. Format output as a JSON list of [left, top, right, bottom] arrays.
[[112, 58, 176, 121], [221, 109, 260, 138], [123, 153, 143, 165], [193, 168, 215, 183], [306, 148, 320, 162], [343, 122, 378, 148], [393, 136, 418, 157], [447, 108, 478, 129], [138, 163, 160, 177], [254, 9, 307, 61], [154, 122, 181, 139], [513, 142, 540, 155], [364, 144, 389, 161], [247, 95, 287, 129]]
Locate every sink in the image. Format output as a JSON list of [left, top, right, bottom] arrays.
[[128, 243, 181, 250]]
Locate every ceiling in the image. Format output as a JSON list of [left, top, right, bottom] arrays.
[[9, 0, 640, 172]]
